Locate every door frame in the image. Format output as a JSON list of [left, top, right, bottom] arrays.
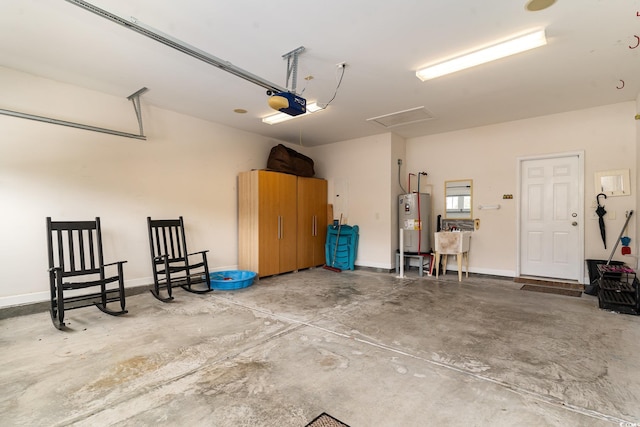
[[516, 150, 585, 283]]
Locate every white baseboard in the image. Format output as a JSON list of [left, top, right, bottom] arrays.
[[210, 265, 240, 272], [355, 261, 394, 270], [0, 291, 51, 309], [0, 277, 153, 309], [0, 269, 242, 310], [453, 267, 516, 278]]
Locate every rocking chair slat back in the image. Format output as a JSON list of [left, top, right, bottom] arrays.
[[46, 217, 127, 330], [150, 219, 186, 261], [147, 216, 211, 302], [48, 220, 104, 277]]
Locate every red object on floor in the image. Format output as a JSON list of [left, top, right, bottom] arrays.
[[622, 246, 631, 255]]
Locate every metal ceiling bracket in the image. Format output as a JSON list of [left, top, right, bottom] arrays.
[[283, 46, 305, 94], [127, 87, 149, 136], [0, 89, 148, 140]]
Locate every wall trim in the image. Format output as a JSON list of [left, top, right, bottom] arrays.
[[0, 277, 153, 309], [0, 267, 239, 309]]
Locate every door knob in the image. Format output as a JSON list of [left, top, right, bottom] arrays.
[[572, 221, 578, 226]]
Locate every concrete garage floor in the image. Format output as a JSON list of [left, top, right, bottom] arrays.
[[1, 269, 640, 427]]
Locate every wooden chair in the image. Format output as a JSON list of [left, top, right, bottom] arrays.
[[147, 217, 212, 302], [46, 217, 128, 330]]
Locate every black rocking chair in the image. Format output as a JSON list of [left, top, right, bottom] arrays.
[[147, 216, 212, 302], [46, 217, 128, 330]]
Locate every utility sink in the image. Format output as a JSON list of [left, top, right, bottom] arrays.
[[435, 231, 472, 254], [434, 231, 472, 281]]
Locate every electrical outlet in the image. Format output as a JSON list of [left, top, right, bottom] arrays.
[[397, 159, 402, 165]]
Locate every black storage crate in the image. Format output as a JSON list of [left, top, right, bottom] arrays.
[[584, 259, 624, 295], [595, 264, 640, 315], [586, 259, 624, 282]]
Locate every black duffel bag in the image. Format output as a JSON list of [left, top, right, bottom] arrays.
[[267, 144, 315, 177]]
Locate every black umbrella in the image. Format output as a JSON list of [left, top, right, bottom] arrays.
[[596, 193, 607, 248]]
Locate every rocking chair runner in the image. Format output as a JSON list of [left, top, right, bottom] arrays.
[[147, 217, 212, 302], [46, 217, 128, 330]]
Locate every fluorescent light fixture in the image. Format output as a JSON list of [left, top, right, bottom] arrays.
[[262, 102, 324, 125], [306, 102, 324, 113], [416, 28, 547, 81]]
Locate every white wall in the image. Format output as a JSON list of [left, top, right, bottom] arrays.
[[0, 67, 280, 306], [406, 102, 638, 278], [312, 133, 397, 269]]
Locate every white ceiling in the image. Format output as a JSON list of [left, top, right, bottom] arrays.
[[1, 0, 639, 146]]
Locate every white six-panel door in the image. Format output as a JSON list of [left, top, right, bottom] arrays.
[[519, 154, 583, 282]]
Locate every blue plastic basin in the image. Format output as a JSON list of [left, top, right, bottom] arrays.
[[208, 270, 256, 290]]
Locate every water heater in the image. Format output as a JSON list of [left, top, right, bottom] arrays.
[[399, 193, 431, 253]]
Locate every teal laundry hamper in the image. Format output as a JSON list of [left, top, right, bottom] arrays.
[[325, 225, 359, 270]]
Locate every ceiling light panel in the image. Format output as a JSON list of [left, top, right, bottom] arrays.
[[416, 29, 547, 81], [262, 102, 323, 125]]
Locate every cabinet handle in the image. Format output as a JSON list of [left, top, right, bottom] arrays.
[[277, 216, 282, 240], [281, 216, 283, 239], [312, 215, 316, 236]]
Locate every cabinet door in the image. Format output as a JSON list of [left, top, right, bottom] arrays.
[[257, 171, 281, 277], [297, 177, 328, 269], [277, 173, 297, 274], [257, 171, 297, 277]]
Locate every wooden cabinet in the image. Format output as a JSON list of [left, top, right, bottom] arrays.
[[297, 177, 328, 269], [239, 170, 297, 277], [238, 170, 327, 277]]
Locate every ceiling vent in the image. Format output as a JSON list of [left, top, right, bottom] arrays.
[[367, 106, 434, 128]]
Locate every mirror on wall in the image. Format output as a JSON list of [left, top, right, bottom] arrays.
[[594, 169, 630, 197], [445, 179, 473, 219]]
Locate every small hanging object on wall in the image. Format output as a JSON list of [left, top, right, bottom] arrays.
[[621, 236, 632, 255], [604, 211, 635, 263], [596, 193, 607, 249]]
